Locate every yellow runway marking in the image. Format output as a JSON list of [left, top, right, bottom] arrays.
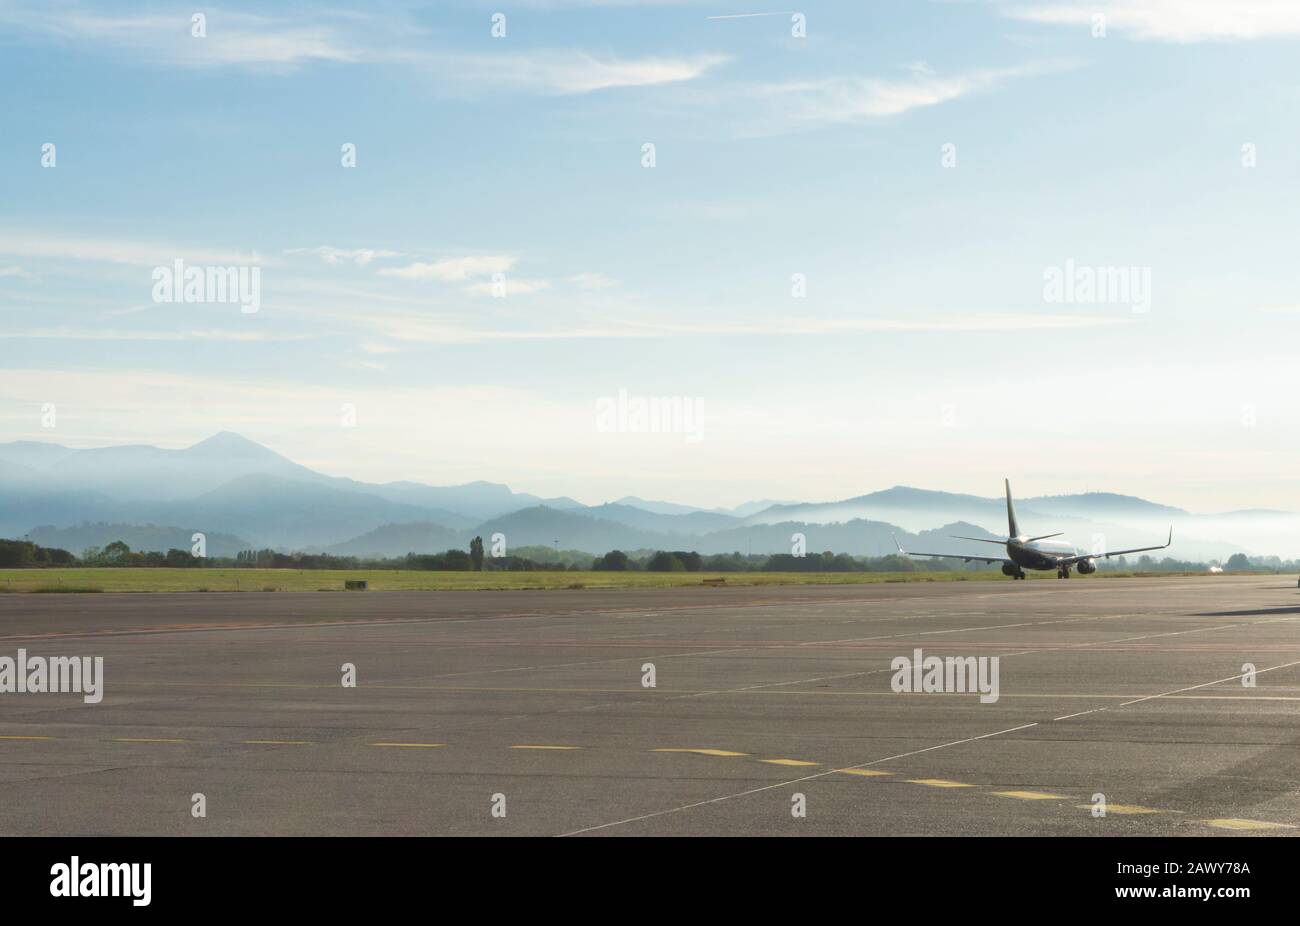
[[241, 739, 312, 745], [993, 790, 1068, 801], [114, 738, 189, 744], [1075, 803, 1165, 815], [908, 778, 973, 788], [511, 745, 581, 750], [653, 748, 748, 757], [760, 758, 819, 767], [835, 768, 892, 777], [0, 735, 55, 741], [369, 742, 446, 748], [1199, 818, 1294, 831]]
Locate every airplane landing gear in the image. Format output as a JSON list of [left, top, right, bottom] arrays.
[[1057, 567, 1071, 579]]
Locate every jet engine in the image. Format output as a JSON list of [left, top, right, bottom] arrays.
[[1076, 558, 1097, 574], [1001, 563, 1018, 577]]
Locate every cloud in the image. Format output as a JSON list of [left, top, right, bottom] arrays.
[[288, 246, 405, 266], [344, 359, 387, 371], [621, 314, 1133, 336], [1, 327, 309, 342], [379, 255, 517, 282], [0, 6, 367, 71], [0, 232, 264, 267], [1005, 1, 1300, 42], [351, 311, 1129, 345], [568, 272, 619, 290], [0, 265, 34, 280], [0, 4, 726, 92], [445, 51, 729, 94], [463, 277, 553, 297], [759, 60, 1080, 126]]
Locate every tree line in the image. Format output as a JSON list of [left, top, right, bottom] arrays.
[[3, 536, 1298, 575]]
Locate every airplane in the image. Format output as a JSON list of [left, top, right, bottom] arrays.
[[894, 479, 1172, 580]]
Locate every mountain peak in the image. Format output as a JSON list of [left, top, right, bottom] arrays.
[[189, 431, 262, 450], [185, 432, 292, 463]]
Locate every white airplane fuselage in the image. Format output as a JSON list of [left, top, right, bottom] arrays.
[[1008, 537, 1076, 569]]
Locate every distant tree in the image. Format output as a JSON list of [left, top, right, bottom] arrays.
[[670, 551, 703, 572], [865, 554, 916, 573], [0, 540, 76, 567], [165, 548, 200, 567], [593, 550, 630, 571], [442, 549, 473, 570], [469, 536, 485, 572], [103, 540, 131, 563], [1225, 553, 1252, 572], [647, 551, 685, 572]]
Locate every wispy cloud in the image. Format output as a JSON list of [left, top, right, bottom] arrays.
[[0, 3, 727, 92], [1, 326, 310, 342], [1005, 1, 1300, 43], [287, 246, 405, 266], [0, 5, 367, 71], [758, 60, 1082, 126], [442, 51, 729, 94], [463, 277, 553, 297], [350, 312, 1130, 345], [0, 232, 264, 267], [379, 255, 517, 282], [568, 272, 619, 290]]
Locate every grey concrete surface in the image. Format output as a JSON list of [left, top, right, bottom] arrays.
[[1, 576, 1297, 836]]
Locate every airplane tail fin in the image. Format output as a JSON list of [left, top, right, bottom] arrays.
[[1005, 478, 1020, 539]]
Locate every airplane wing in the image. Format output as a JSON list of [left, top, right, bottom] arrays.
[[1055, 527, 1173, 567], [893, 534, 1012, 565]]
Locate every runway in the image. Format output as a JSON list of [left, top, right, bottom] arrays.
[[1, 576, 1298, 836]]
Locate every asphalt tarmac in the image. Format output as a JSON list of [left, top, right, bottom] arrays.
[[1, 575, 1297, 836]]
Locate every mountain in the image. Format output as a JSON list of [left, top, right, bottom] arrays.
[[745, 486, 1030, 532], [353, 479, 580, 520], [472, 506, 678, 553], [1019, 492, 1185, 523], [0, 433, 1293, 559], [0, 487, 120, 541], [611, 496, 792, 519], [0, 434, 580, 537], [124, 474, 469, 550], [0, 431, 319, 501], [727, 499, 799, 518], [575, 503, 740, 535], [0, 441, 77, 470], [318, 521, 464, 558], [25, 522, 252, 558], [612, 496, 705, 516]]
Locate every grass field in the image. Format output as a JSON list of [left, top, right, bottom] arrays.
[[0, 567, 1189, 593]]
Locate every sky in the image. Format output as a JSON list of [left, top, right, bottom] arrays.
[[2, 0, 1299, 511]]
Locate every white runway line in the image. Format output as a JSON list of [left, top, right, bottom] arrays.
[[557, 723, 1039, 837]]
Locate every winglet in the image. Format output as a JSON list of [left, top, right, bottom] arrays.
[[892, 533, 907, 555]]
